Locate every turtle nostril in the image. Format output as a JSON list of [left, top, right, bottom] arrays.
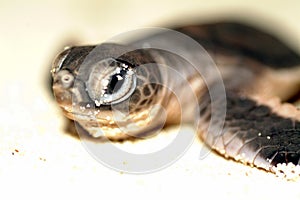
[[57, 70, 74, 88], [62, 75, 72, 83]]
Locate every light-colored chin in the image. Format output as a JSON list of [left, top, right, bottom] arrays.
[[62, 105, 165, 140]]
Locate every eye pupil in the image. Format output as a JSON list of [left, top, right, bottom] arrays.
[[107, 70, 126, 94]]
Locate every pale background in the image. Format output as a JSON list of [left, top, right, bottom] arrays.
[[0, 0, 300, 199]]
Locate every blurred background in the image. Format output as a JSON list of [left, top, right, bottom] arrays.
[[0, 0, 300, 199]]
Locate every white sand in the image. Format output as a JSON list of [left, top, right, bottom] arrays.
[[1, 0, 300, 199]]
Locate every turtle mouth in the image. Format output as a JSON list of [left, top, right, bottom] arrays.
[[60, 105, 114, 121]]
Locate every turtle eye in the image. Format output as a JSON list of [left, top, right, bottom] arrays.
[[87, 58, 136, 106]]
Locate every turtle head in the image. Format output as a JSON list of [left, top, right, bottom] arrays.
[[51, 43, 164, 139]]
